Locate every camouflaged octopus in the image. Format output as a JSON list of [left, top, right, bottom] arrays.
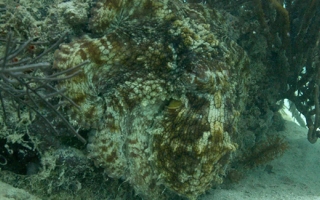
[[53, 0, 251, 199]]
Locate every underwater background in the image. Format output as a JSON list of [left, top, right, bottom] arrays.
[[0, 0, 319, 199]]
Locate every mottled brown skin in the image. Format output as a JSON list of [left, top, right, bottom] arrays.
[[53, 0, 251, 199]]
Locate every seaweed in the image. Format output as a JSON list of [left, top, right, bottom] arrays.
[[0, 31, 88, 144], [241, 136, 288, 168]]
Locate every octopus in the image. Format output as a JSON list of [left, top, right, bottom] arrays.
[[53, 0, 251, 199]]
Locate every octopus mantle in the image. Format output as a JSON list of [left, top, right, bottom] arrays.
[[53, 0, 250, 199]]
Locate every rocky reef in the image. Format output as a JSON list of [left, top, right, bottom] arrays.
[[1, 0, 318, 199]]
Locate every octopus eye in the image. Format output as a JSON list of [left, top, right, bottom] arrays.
[[167, 99, 183, 110]]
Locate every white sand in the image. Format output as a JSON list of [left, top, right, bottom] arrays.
[[204, 118, 320, 200], [0, 181, 40, 200]]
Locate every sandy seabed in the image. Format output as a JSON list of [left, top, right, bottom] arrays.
[[205, 116, 320, 200]]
